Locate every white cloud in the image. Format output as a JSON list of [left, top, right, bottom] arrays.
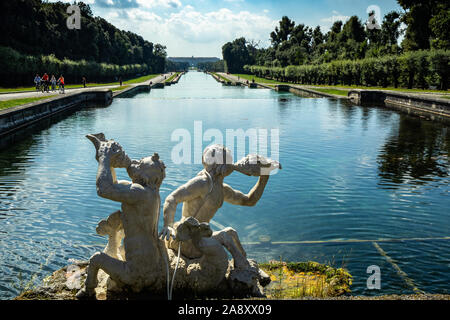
[[321, 10, 350, 25], [105, 5, 277, 56], [120, 8, 162, 21], [136, 0, 182, 9], [319, 10, 350, 32], [51, 0, 95, 3], [105, 11, 119, 19], [166, 7, 276, 44]]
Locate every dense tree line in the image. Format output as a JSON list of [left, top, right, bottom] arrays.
[[197, 60, 225, 72], [245, 50, 449, 90], [222, 0, 449, 89], [0, 46, 153, 87], [166, 60, 190, 72], [0, 0, 168, 86]]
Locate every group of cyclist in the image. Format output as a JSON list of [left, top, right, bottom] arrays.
[[34, 73, 65, 93]]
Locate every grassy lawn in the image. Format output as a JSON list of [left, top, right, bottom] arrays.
[[0, 96, 57, 110], [111, 85, 130, 92], [164, 72, 179, 83], [233, 74, 290, 85], [0, 74, 159, 93], [311, 88, 349, 96], [213, 73, 230, 82], [124, 74, 159, 84]]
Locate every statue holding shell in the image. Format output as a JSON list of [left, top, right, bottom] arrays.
[[78, 136, 280, 299], [160, 144, 281, 291]]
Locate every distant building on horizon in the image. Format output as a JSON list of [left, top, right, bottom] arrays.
[[168, 56, 220, 67]]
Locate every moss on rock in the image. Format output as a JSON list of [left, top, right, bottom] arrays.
[[259, 261, 352, 299]]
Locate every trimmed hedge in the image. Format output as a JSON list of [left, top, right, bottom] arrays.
[[244, 50, 449, 90], [0, 46, 152, 87]]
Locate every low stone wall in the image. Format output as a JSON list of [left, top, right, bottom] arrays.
[[162, 72, 185, 86], [171, 71, 185, 84], [348, 89, 450, 123], [209, 72, 222, 83], [274, 85, 290, 92], [209, 73, 238, 86], [255, 83, 450, 122], [0, 90, 112, 136], [348, 90, 386, 104], [256, 83, 274, 90], [271, 84, 345, 99], [384, 91, 450, 122], [113, 85, 151, 98], [289, 86, 339, 98], [209, 74, 450, 122], [151, 82, 165, 89]]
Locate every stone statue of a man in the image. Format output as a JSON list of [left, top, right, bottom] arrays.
[[76, 135, 167, 299]]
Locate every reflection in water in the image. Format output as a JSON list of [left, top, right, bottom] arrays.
[[0, 107, 79, 151], [0, 71, 449, 299], [378, 115, 450, 185], [339, 100, 358, 128], [0, 138, 34, 177]]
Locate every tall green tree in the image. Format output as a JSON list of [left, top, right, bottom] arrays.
[[429, 2, 450, 49], [0, 0, 167, 73], [341, 16, 366, 43], [398, 0, 449, 50], [382, 11, 402, 47], [366, 11, 402, 57], [270, 16, 295, 48], [222, 38, 254, 73]]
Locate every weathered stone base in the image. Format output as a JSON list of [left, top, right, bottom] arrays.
[[15, 260, 356, 300], [16, 257, 269, 300]]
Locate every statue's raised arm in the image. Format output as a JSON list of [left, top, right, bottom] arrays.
[[160, 145, 280, 296], [86, 134, 146, 204], [224, 154, 281, 206], [77, 134, 167, 299]]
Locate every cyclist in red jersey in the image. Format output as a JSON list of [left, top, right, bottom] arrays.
[[42, 73, 50, 92], [58, 75, 65, 93]]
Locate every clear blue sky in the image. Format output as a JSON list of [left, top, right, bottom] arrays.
[[56, 0, 403, 57]]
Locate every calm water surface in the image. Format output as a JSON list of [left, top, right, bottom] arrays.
[[0, 71, 449, 298]]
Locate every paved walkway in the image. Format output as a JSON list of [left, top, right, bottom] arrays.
[[217, 73, 245, 84], [217, 73, 450, 99], [0, 73, 172, 101]]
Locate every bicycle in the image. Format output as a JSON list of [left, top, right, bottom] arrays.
[[57, 81, 65, 94], [39, 80, 50, 93]]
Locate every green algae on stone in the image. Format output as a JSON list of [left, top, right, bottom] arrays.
[[259, 261, 352, 299]]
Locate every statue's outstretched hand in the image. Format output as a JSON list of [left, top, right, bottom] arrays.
[[159, 226, 176, 241], [234, 154, 282, 176]]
